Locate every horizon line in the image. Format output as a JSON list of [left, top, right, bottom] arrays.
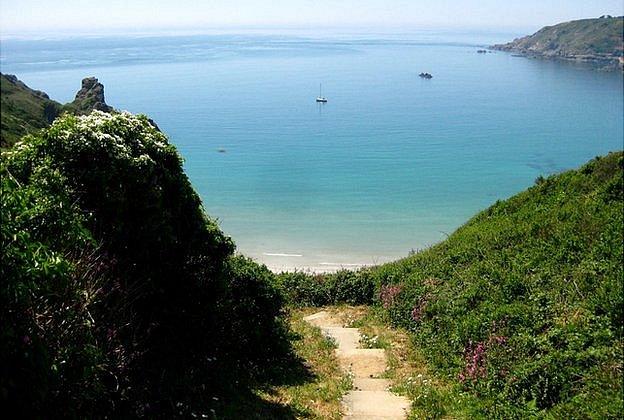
[[0, 24, 533, 42]]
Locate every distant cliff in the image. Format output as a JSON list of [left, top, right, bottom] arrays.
[[492, 16, 624, 70], [0, 74, 113, 147]]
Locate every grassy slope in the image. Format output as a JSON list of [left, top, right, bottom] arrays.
[[277, 152, 623, 417], [492, 16, 623, 65], [0, 73, 62, 147], [370, 151, 623, 417]]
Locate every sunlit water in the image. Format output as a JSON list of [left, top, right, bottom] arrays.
[[2, 32, 622, 271]]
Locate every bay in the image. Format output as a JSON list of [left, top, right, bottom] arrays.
[[2, 31, 622, 271]]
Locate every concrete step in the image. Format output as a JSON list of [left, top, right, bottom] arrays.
[[342, 390, 410, 418], [322, 327, 361, 350], [303, 312, 410, 419], [352, 377, 392, 391], [338, 348, 387, 377]]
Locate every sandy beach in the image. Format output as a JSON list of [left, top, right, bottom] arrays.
[[253, 252, 395, 274]]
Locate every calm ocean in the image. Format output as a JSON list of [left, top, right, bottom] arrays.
[[2, 31, 623, 271]]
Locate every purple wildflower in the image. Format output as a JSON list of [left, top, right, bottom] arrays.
[[411, 298, 428, 323], [458, 331, 508, 383], [379, 284, 403, 309]]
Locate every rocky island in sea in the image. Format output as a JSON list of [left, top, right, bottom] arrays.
[[492, 15, 624, 71]]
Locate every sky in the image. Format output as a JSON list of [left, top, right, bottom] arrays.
[[0, 0, 622, 36]]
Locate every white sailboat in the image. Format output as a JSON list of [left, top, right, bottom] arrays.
[[316, 84, 328, 102]]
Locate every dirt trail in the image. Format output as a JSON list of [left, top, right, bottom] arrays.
[[303, 310, 410, 419]]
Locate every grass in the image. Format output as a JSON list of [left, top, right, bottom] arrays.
[[0, 73, 62, 147], [234, 308, 352, 419]]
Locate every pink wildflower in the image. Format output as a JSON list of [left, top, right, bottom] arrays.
[[458, 331, 508, 383], [411, 298, 428, 323], [379, 284, 403, 309]]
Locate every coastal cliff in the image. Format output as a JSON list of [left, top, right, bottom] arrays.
[[0, 74, 113, 147], [492, 16, 624, 70]]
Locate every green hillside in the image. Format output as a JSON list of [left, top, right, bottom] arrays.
[[0, 74, 62, 147], [492, 16, 624, 70], [279, 151, 624, 417], [1, 74, 114, 148]]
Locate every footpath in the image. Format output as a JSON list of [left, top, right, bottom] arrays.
[[303, 310, 410, 419]]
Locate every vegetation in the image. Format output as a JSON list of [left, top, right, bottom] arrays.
[[492, 16, 624, 70], [0, 73, 63, 147], [278, 152, 624, 418], [1, 111, 293, 417], [275, 270, 375, 307], [244, 309, 352, 419], [1, 73, 622, 417], [1, 74, 114, 148]]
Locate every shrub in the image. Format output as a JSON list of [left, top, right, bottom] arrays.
[[217, 255, 289, 370], [1, 111, 290, 417], [325, 270, 376, 304], [0, 163, 122, 415], [275, 269, 375, 306]]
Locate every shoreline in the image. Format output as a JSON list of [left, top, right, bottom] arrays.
[[242, 252, 399, 274], [490, 47, 624, 71]]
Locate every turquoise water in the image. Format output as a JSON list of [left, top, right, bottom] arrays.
[[2, 33, 623, 270]]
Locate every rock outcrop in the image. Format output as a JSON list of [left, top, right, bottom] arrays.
[[1, 74, 116, 147], [70, 77, 113, 113]]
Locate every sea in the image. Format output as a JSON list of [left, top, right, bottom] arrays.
[[2, 29, 623, 271]]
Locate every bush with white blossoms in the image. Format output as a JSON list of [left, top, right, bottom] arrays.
[[2, 110, 290, 418]]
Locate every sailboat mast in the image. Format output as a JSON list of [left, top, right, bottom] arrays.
[[315, 83, 327, 102]]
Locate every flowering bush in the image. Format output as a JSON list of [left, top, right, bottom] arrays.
[[410, 298, 428, 323], [379, 284, 403, 309], [1, 112, 290, 417], [458, 333, 507, 384]]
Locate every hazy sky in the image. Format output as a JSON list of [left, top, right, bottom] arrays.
[[1, 0, 622, 35]]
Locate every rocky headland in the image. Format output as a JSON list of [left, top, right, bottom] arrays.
[[491, 16, 624, 71]]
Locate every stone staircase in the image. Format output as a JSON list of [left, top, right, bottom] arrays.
[[303, 311, 410, 419]]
